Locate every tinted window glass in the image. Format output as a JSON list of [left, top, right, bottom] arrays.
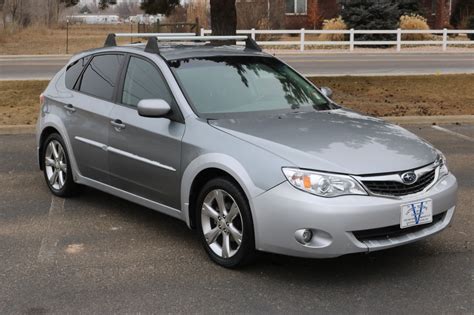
[[122, 56, 175, 107], [170, 56, 330, 118], [65, 56, 89, 90], [80, 54, 123, 101]]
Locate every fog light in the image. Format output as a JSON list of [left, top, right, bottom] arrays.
[[302, 229, 313, 243], [295, 228, 332, 248]]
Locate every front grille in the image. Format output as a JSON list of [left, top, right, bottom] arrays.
[[353, 212, 445, 242], [362, 168, 436, 197]]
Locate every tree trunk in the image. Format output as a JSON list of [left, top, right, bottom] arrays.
[[210, 0, 237, 36]]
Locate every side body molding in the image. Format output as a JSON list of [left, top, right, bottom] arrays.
[[180, 153, 265, 228]]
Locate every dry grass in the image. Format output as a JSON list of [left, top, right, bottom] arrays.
[[310, 74, 474, 117], [0, 24, 137, 55], [400, 14, 431, 41], [320, 16, 347, 41], [0, 80, 47, 125], [1, 75, 473, 125]]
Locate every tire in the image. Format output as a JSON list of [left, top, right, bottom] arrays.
[[41, 133, 78, 197], [196, 177, 256, 268]]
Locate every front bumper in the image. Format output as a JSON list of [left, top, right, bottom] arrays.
[[251, 173, 457, 258]]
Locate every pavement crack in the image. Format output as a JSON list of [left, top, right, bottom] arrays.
[[36, 196, 65, 264]]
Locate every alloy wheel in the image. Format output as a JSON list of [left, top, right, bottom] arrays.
[[44, 140, 68, 191], [201, 189, 244, 259]]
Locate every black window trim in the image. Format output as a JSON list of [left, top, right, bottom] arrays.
[[75, 52, 126, 103], [115, 53, 185, 124], [65, 55, 92, 91]]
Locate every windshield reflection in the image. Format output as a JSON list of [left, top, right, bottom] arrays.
[[169, 56, 332, 118]]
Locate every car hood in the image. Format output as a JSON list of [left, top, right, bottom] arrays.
[[209, 109, 437, 175]]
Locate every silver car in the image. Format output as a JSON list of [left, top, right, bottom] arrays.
[[36, 34, 457, 268]]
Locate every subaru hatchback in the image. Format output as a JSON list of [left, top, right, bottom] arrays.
[[36, 34, 457, 267]]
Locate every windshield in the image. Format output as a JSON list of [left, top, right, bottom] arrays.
[[169, 56, 332, 118]]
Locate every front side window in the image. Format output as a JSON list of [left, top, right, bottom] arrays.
[[122, 56, 175, 107], [79, 54, 124, 101], [65, 56, 90, 90], [169, 56, 331, 118], [286, 0, 307, 14]]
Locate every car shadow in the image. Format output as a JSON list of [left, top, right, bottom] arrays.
[[69, 185, 445, 282]]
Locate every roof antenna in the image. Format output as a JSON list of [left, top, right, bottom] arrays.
[[245, 35, 262, 52], [104, 33, 117, 47], [145, 36, 160, 54]]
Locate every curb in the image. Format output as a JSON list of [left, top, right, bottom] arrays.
[[0, 115, 473, 135], [382, 115, 474, 125], [0, 125, 36, 135]]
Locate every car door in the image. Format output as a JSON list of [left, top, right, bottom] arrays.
[[108, 55, 185, 209], [66, 53, 125, 184]]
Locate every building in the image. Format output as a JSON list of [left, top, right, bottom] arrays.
[[78, 0, 143, 6], [68, 14, 120, 24], [236, 0, 461, 29]]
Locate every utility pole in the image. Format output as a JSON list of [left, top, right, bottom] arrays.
[[267, 0, 270, 20]]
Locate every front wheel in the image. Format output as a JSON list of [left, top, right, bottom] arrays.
[[42, 133, 78, 197], [197, 177, 255, 268]]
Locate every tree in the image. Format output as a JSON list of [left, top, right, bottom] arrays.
[[397, 0, 425, 17], [307, 1, 323, 29], [61, 0, 78, 7], [210, 0, 236, 35], [450, 0, 474, 28], [468, 16, 474, 40], [99, 0, 109, 11], [140, 0, 180, 16], [341, 0, 399, 43], [141, 0, 237, 36], [80, 4, 91, 14]]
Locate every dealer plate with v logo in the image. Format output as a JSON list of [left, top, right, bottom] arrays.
[[400, 199, 433, 229]]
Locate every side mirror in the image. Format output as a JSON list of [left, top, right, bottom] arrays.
[[320, 87, 333, 99], [137, 99, 171, 118]]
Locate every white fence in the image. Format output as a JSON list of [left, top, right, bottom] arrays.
[[200, 28, 474, 52]]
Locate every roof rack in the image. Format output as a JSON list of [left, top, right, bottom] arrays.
[[104, 33, 262, 54]]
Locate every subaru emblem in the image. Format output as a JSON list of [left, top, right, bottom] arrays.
[[401, 171, 417, 185]]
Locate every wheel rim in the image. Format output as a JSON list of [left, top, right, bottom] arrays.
[[44, 140, 67, 191], [201, 189, 244, 259]]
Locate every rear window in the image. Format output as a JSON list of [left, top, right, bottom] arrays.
[[79, 54, 124, 101], [65, 56, 90, 90]]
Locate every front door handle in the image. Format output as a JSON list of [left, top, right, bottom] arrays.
[[111, 119, 126, 130], [63, 104, 76, 113]]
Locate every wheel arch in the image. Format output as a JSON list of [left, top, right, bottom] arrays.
[[37, 120, 80, 182], [180, 153, 264, 229], [38, 126, 61, 170]]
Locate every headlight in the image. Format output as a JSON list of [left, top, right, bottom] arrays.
[[436, 152, 449, 177], [282, 168, 367, 197]]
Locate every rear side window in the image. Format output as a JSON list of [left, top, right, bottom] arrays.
[[65, 56, 89, 90], [122, 56, 175, 107], [79, 54, 124, 101]]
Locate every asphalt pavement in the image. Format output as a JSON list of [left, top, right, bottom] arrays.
[[0, 123, 472, 314], [0, 52, 473, 80]]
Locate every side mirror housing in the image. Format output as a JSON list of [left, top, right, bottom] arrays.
[[320, 87, 333, 99], [137, 99, 171, 118]]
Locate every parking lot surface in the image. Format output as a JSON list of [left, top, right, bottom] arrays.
[[0, 124, 472, 314]]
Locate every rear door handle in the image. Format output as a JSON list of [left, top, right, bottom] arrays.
[[63, 104, 76, 113], [111, 119, 126, 130]]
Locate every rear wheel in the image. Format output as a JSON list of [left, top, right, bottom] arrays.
[[42, 133, 78, 197], [197, 177, 255, 268]]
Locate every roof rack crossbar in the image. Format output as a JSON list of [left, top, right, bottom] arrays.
[[114, 33, 196, 38], [104, 33, 263, 52]]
